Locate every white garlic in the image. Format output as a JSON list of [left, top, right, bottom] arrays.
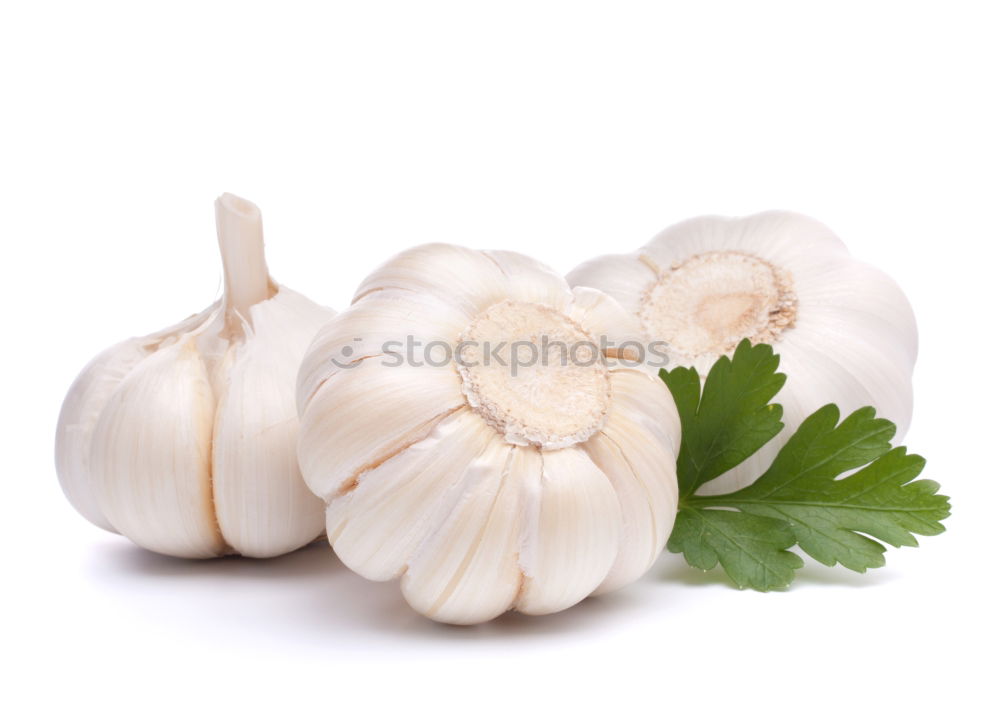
[[56, 194, 335, 558], [297, 244, 681, 624], [568, 211, 917, 494]]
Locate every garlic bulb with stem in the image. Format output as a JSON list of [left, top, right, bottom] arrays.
[[567, 211, 917, 495], [56, 193, 334, 558], [297, 244, 681, 624]]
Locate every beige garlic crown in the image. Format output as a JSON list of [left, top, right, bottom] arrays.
[[297, 244, 681, 624], [55, 194, 334, 558], [567, 211, 918, 494]]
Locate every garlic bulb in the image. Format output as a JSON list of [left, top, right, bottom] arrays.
[[297, 244, 681, 624], [567, 211, 917, 494], [56, 194, 334, 558]]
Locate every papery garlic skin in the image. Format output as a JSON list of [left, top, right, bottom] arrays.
[[56, 194, 334, 558], [567, 211, 917, 495], [297, 244, 681, 624]]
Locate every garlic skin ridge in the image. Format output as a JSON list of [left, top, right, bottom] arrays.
[[296, 244, 681, 624], [567, 211, 918, 495], [55, 194, 335, 558]]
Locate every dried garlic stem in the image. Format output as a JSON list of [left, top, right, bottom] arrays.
[[215, 192, 271, 321]]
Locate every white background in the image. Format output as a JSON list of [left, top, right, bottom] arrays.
[[2, 2, 996, 710]]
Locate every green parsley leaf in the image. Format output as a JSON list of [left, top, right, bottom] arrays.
[[668, 508, 803, 591], [661, 339, 786, 499], [662, 339, 950, 591]]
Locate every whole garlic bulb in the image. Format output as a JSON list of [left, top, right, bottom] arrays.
[[56, 194, 335, 558], [297, 244, 681, 624], [567, 211, 917, 495]]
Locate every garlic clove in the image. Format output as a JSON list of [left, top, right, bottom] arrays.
[[776, 338, 885, 423], [796, 259, 919, 362], [56, 305, 220, 532], [786, 314, 914, 431], [298, 357, 466, 502], [582, 432, 664, 594], [797, 304, 917, 374], [296, 289, 469, 412], [353, 243, 511, 318], [611, 367, 684, 454], [564, 286, 645, 361], [515, 446, 622, 615], [584, 369, 680, 593], [564, 285, 635, 330], [565, 253, 659, 317], [638, 216, 734, 266], [327, 409, 496, 581], [482, 250, 573, 310], [90, 338, 225, 558], [642, 212, 849, 274], [56, 338, 148, 533], [211, 289, 330, 558], [400, 438, 523, 624]]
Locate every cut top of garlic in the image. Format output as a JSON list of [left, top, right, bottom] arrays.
[[639, 250, 798, 361], [457, 299, 612, 449]]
